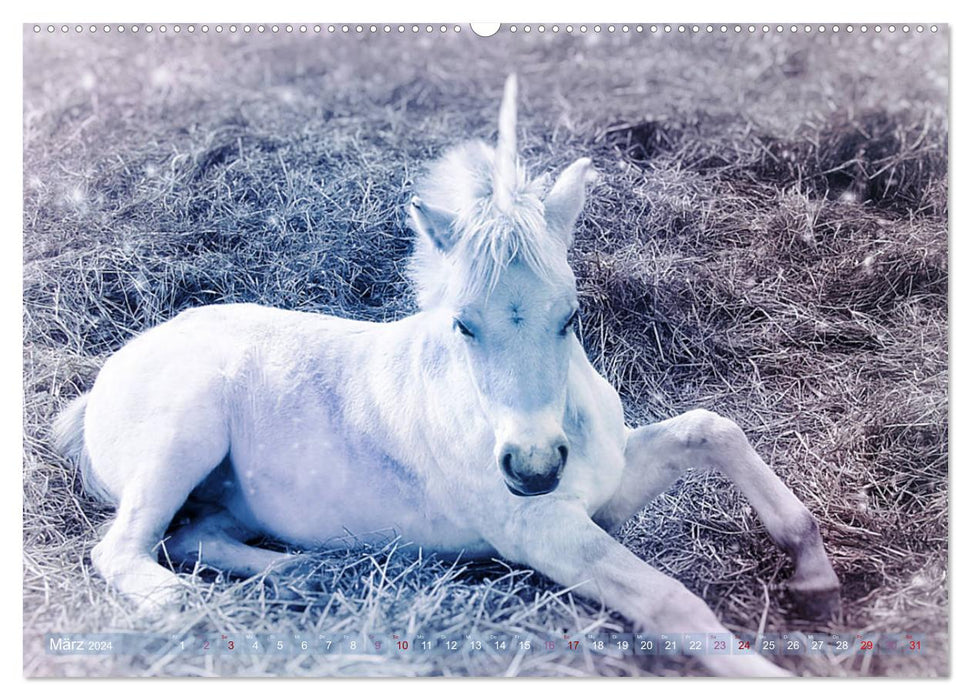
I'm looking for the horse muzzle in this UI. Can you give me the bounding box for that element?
[498,441,568,497]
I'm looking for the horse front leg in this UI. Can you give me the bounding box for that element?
[595,409,840,619]
[486,499,789,677]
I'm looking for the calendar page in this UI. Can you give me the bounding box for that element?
[22,22,948,678]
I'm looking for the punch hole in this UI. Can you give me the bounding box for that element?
[470,23,500,37]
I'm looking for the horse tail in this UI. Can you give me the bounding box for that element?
[493,73,519,213]
[52,393,115,505]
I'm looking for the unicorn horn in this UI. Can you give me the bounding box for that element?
[494,74,518,213]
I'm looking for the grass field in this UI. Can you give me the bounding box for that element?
[23,25,949,677]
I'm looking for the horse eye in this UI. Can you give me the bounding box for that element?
[453,319,476,338]
[561,310,580,336]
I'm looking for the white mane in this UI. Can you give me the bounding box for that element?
[407,140,567,309]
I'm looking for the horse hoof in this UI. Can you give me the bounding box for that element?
[133,585,187,617]
[265,580,305,602]
[262,555,324,602]
[788,583,841,621]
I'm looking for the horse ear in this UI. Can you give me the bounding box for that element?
[544,157,596,248]
[408,197,455,252]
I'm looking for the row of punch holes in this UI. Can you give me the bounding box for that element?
[32,24,941,36]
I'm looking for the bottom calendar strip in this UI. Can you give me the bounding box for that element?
[46,631,925,658]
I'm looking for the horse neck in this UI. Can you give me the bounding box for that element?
[354,307,492,455]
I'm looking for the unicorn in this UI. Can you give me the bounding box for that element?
[54,75,839,676]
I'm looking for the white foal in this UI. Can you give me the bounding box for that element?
[54,75,839,676]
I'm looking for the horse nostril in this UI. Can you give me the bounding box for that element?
[500,451,514,477]
[557,444,569,466]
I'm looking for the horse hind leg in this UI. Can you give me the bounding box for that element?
[91,483,197,614]
[86,422,232,613]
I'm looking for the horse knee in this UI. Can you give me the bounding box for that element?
[678,408,747,452]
